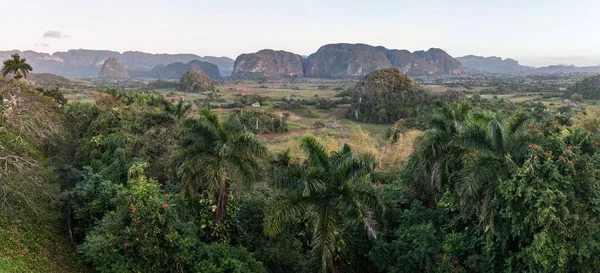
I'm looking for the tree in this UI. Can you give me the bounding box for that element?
[453,109,533,228]
[1,54,33,79]
[265,136,384,273]
[79,163,264,272]
[407,102,470,189]
[173,109,267,225]
[163,98,192,120]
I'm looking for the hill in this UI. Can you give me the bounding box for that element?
[350,68,428,123]
[27,73,72,86]
[178,71,214,92]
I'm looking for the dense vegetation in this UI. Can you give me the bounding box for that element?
[5,57,600,272]
[569,74,600,99]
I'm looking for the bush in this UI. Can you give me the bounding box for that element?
[80,163,203,272]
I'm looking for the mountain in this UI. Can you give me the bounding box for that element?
[232,50,304,79]
[385,49,431,75]
[412,48,465,75]
[457,55,534,74]
[232,44,465,79]
[0,49,234,78]
[99,58,129,79]
[131,60,221,79]
[305,44,464,78]
[304,44,392,78]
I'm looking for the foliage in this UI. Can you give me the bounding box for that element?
[266,136,384,272]
[172,109,268,225]
[391,102,600,272]
[80,163,264,272]
[568,74,600,99]
[0,83,87,272]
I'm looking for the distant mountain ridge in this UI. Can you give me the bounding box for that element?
[233,43,465,79]
[7,47,599,79]
[457,55,600,74]
[130,60,221,80]
[0,49,234,78]
[456,55,534,74]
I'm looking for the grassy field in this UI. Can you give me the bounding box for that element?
[59,77,599,172]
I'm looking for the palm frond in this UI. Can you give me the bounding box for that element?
[264,198,311,237]
[300,136,330,170]
[506,108,529,135]
[271,164,305,190]
[487,119,505,152]
[312,205,339,273]
[458,157,501,200]
[453,124,495,154]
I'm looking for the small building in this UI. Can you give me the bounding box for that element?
[251,102,261,107]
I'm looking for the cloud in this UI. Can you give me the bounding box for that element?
[34,43,50,47]
[43,30,69,39]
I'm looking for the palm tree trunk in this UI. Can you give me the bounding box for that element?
[328,261,338,273]
[215,173,228,226]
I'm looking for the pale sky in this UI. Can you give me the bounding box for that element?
[2,0,600,67]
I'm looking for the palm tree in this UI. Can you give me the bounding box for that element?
[163,98,192,120]
[265,136,384,273]
[173,108,267,225]
[408,102,471,190]
[453,109,532,228]
[2,54,33,79]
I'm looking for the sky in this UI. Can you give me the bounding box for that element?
[2,0,600,67]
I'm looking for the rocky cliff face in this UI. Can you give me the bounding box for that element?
[232,50,304,79]
[412,48,465,75]
[98,58,129,78]
[304,44,392,78]
[385,49,431,75]
[0,50,234,78]
[303,44,465,78]
[132,60,221,79]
